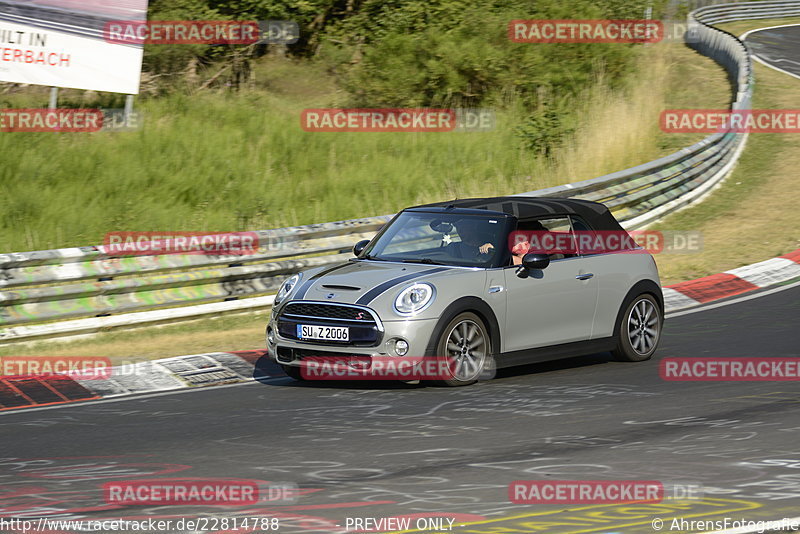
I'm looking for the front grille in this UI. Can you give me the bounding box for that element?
[283,302,372,321]
[277,301,382,346]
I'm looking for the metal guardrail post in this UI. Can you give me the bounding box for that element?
[124,95,134,121]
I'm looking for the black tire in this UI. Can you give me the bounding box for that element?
[430,312,494,386]
[612,293,662,362]
[281,364,305,381]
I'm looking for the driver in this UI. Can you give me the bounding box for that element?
[448,219,496,260]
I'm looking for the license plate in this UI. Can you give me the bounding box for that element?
[297,324,349,341]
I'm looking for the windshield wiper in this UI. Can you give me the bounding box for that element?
[361,254,386,261]
[401,258,446,265]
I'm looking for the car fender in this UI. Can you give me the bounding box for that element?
[424,296,502,357]
[611,279,664,341]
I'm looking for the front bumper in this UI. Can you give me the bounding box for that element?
[267,312,439,368]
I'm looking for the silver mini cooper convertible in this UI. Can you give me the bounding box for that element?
[267,197,663,386]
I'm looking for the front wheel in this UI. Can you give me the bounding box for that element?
[432,312,493,386]
[612,294,662,362]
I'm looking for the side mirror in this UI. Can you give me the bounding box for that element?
[353,239,370,257]
[522,253,550,270]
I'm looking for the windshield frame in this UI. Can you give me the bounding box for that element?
[359,208,515,268]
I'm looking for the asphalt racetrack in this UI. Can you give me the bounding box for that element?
[744,24,800,78]
[2,284,799,533]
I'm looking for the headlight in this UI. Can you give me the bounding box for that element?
[393,283,436,316]
[274,273,301,305]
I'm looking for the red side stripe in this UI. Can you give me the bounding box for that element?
[667,273,758,303]
[0,396,101,412]
[779,248,800,264]
[231,349,268,365]
[0,377,100,411]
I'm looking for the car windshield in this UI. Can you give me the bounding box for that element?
[362,211,513,268]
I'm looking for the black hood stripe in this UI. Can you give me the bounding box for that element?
[355,267,449,306]
[294,263,351,300]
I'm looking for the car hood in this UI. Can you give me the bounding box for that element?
[289,260,456,307]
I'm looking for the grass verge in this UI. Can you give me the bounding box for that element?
[0,312,268,363]
[652,18,800,285]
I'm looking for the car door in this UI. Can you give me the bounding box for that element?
[501,216,599,353]
[569,214,651,339]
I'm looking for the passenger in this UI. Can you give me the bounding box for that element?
[511,220,545,265]
[511,240,530,265]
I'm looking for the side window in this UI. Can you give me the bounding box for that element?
[569,215,596,256]
[537,217,578,259]
[569,215,636,256]
[512,216,578,262]
[570,216,592,232]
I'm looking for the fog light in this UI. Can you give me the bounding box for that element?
[395,339,409,356]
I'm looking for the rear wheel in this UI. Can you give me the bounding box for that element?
[432,312,492,386]
[612,294,662,362]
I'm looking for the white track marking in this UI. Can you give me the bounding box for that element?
[666,279,800,318]
[740,23,800,80]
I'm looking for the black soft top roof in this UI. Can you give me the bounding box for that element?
[407,196,624,231]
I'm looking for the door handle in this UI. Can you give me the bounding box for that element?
[575,273,594,280]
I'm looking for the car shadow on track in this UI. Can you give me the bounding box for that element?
[251,355,424,389]
[251,351,620,390]
[493,351,618,380]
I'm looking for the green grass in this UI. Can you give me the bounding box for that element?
[0,89,560,251]
[652,18,800,284]
[0,311,268,362]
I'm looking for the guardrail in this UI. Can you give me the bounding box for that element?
[3,1,796,343]
[0,218,391,341]
[692,0,800,24]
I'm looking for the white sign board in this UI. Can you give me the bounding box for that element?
[0,0,147,94]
